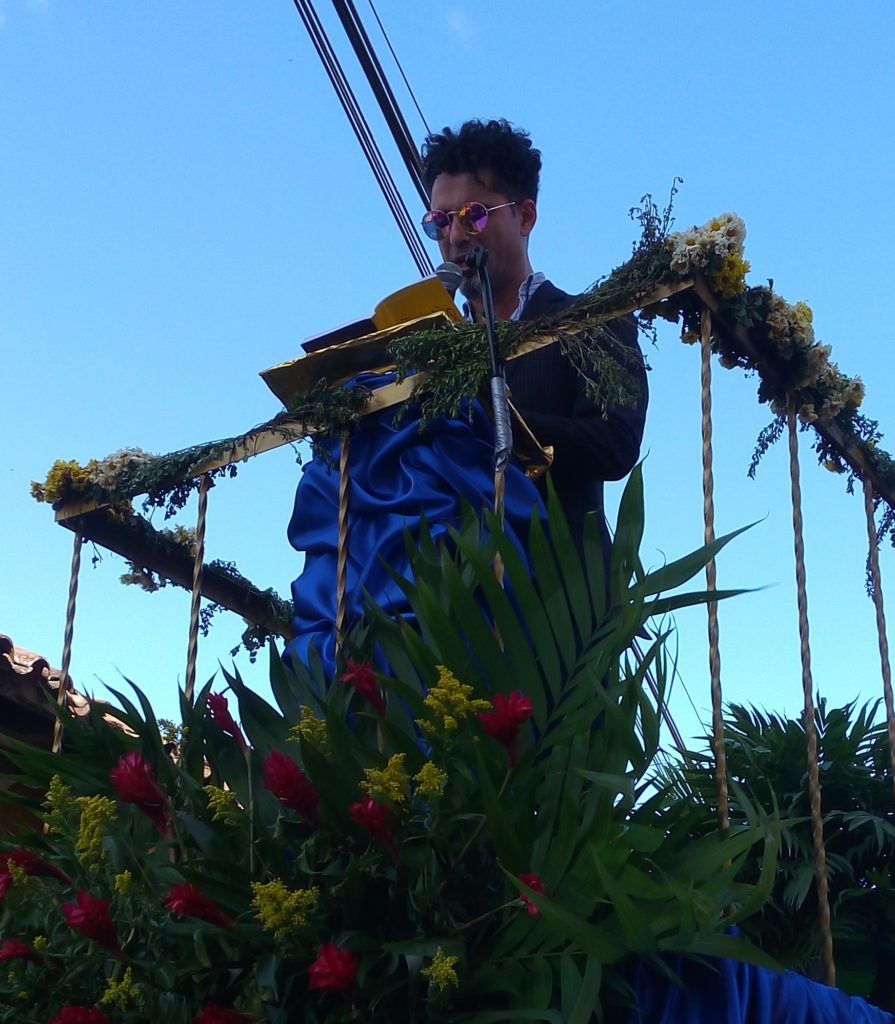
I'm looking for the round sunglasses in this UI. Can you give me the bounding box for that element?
[421,201,517,241]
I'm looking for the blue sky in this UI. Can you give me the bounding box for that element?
[2,1,893,747]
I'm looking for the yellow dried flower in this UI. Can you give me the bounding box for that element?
[113,871,133,896]
[204,785,242,824]
[31,459,98,505]
[422,947,459,991]
[32,936,48,953]
[7,969,16,984]
[793,301,814,327]
[6,861,30,888]
[43,775,74,833]
[250,879,318,940]
[414,761,448,798]
[361,753,409,803]
[75,795,117,865]
[289,706,328,748]
[710,252,750,299]
[99,967,140,1011]
[417,666,489,734]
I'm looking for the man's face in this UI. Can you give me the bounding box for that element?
[428,170,536,303]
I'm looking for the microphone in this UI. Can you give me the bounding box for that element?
[435,261,463,300]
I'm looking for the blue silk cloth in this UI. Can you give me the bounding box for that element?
[285,373,545,678]
[628,956,893,1024]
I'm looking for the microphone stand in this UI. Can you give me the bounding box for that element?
[466,248,513,477]
[466,247,512,592]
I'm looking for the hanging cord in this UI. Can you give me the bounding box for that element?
[335,433,351,655]
[365,0,431,137]
[331,0,430,208]
[863,475,895,794]
[51,531,84,755]
[699,308,729,834]
[787,401,836,986]
[185,474,211,703]
[292,0,433,277]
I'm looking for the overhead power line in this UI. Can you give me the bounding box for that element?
[291,0,433,278]
[365,0,431,138]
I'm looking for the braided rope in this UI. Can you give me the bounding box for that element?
[493,466,506,590]
[862,475,895,794]
[700,309,729,833]
[787,403,835,985]
[184,474,210,703]
[334,433,351,654]
[51,531,83,755]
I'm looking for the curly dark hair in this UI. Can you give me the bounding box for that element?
[420,119,541,202]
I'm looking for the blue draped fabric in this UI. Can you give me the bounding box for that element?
[285,372,546,678]
[628,955,893,1024]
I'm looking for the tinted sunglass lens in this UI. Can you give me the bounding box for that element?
[459,202,488,233]
[422,210,450,240]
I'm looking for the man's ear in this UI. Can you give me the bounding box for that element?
[519,198,537,238]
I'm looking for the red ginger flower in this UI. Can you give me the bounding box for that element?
[308,942,358,991]
[263,750,319,825]
[339,659,385,717]
[348,796,397,856]
[50,1009,111,1024]
[109,751,171,833]
[517,872,545,917]
[193,1004,260,1023]
[165,881,233,928]
[0,845,71,901]
[61,890,119,951]
[207,692,248,751]
[478,691,533,765]
[0,939,41,964]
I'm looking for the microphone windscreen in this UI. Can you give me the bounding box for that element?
[435,261,463,299]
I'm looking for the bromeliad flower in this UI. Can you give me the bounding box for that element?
[206,692,248,751]
[263,750,319,825]
[193,1003,260,1023]
[61,891,119,951]
[517,873,545,917]
[0,939,41,964]
[109,751,171,834]
[348,796,397,856]
[308,943,358,991]
[477,691,534,765]
[165,882,233,929]
[339,659,385,716]
[50,1008,112,1024]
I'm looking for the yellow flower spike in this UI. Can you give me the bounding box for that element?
[414,762,448,798]
[289,706,328,748]
[113,871,133,896]
[422,947,459,991]
[32,936,48,953]
[100,967,141,1011]
[361,753,410,803]
[6,861,31,889]
[418,666,489,734]
[74,795,117,865]
[250,879,319,940]
[204,785,242,824]
[43,775,73,833]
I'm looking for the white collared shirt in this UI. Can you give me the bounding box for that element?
[463,271,547,323]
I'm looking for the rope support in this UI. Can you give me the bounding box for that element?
[335,433,351,655]
[700,308,729,834]
[185,474,211,703]
[51,530,83,755]
[787,402,835,986]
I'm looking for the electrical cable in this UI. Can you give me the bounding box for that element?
[292,0,433,276]
[365,0,431,137]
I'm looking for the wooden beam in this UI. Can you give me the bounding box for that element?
[59,510,293,640]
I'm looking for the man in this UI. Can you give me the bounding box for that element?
[419,118,648,558]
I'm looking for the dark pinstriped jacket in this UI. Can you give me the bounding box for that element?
[505,280,648,558]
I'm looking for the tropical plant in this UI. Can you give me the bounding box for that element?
[0,470,778,1022]
[658,698,895,1011]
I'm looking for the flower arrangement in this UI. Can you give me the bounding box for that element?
[1,477,778,1022]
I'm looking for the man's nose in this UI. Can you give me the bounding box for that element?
[448,214,471,247]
